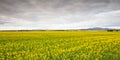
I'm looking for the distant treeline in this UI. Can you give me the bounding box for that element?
[0,30,46,32]
[0,29,120,32]
[0,29,85,32]
[107,29,120,32]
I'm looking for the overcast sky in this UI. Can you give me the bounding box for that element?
[0,0,120,30]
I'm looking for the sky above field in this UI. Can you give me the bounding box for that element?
[0,0,120,30]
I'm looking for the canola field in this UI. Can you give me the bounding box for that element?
[0,31,120,60]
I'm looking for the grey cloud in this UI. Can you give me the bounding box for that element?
[1,0,120,14]
[0,0,120,30]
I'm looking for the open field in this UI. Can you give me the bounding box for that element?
[0,31,120,60]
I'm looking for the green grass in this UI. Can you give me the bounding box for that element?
[0,31,120,60]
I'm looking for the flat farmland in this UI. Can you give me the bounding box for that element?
[0,31,120,60]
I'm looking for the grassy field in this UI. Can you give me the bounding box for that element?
[0,31,120,60]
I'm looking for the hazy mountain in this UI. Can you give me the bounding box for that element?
[87,27,110,30]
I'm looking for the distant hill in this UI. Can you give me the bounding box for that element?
[82,27,120,30]
[0,27,120,31]
[86,27,110,30]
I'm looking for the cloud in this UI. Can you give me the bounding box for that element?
[0,0,120,30]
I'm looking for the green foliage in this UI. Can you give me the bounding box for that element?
[0,31,120,60]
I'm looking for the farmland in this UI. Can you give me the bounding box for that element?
[0,31,120,60]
